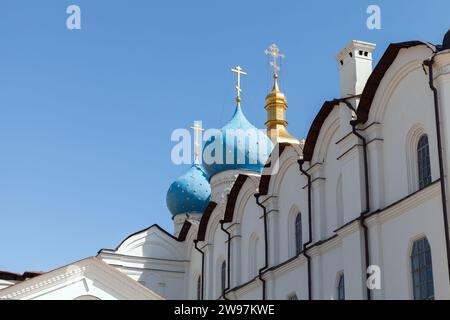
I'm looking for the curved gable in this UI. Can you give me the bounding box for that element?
[111,224,185,260]
[224,174,260,225]
[258,143,301,195]
[303,41,435,162]
[303,100,341,161]
[113,224,179,251]
[356,41,434,124]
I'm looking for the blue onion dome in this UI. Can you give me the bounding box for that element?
[202,105,273,178]
[166,164,211,216]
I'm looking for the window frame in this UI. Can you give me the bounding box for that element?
[196,275,202,300]
[220,261,226,296]
[406,125,428,193]
[248,233,259,279]
[287,292,299,300]
[337,273,345,300]
[417,134,432,190]
[295,213,303,255]
[410,237,434,300]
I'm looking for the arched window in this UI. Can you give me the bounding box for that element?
[249,234,259,278]
[295,213,303,255]
[221,261,226,295]
[196,276,202,300]
[287,293,298,300]
[336,175,344,227]
[417,135,431,189]
[73,295,100,300]
[411,238,434,300]
[337,274,345,300]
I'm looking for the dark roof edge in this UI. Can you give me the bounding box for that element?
[223,174,250,223]
[177,220,192,242]
[0,270,43,282]
[258,142,296,195]
[356,41,435,124]
[102,223,182,253]
[196,201,218,241]
[303,41,435,162]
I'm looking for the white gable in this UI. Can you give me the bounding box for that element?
[115,225,185,260]
[0,257,163,300]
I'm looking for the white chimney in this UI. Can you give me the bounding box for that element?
[336,40,376,98]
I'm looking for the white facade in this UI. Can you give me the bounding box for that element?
[3,34,450,300]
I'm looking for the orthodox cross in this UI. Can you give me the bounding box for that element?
[265,43,285,77]
[190,121,204,164]
[231,65,247,105]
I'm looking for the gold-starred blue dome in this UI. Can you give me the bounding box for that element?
[166,164,211,216]
[202,105,273,177]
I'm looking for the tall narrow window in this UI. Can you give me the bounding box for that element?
[295,213,303,255]
[336,175,344,228]
[221,261,226,295]
[417,135,431,189]
[411,238,434,300]
[249,234,259,277]
[287,293,298,300]
[196,276,201,300]
[337,274,345,300]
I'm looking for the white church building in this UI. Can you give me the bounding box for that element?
[3,29,450,300]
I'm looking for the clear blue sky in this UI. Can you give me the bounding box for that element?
[0,0,449,273]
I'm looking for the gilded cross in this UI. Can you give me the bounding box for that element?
[231,65,247,104]
[190,121,204,163]
[265,43,285,76]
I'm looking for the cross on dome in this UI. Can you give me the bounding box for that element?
[231,65,247,105]
[265,43,285,77]
[190,121,204,164]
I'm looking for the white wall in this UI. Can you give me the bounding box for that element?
[93,43,450,301]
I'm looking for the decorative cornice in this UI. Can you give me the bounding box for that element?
[232,276,261,296]
[309,236,341,256]
[0,257,162,300]
[372,181,440,225]
[1,266,87,299]
[273,254,307,276]
[335,219,361,238]
[263,196,279,216]
[434,65,450,79]
[308,162,324,180]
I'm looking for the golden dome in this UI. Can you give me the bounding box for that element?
[264,74,299,145]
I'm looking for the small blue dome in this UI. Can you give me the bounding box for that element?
[166,164,211,216]
[202,105,273,177]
